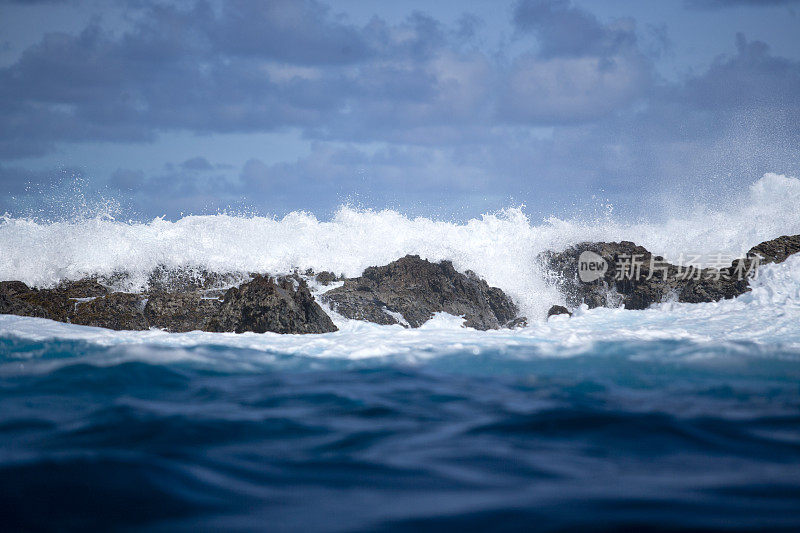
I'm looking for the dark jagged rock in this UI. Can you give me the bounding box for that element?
[321,255,520,330]
[547,305,571,319]
[5,277,112,323]
[0,281,49,318]
[208,275,338,334]
[541,234,800,311]
[541,241,655,310]
[506,316,528,328]
[14,288,73,322]
[0,281,33,299]
[146,265,244,293]
[315,271,343,286]
[56,278,110,298]
[71,293,148,330]
[746,234,800,265]
[144,292,223,332]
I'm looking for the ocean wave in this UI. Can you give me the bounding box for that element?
[2,173,800,321]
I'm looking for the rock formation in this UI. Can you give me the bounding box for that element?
[209,275,338,334]
[541,234,800,311]
[321,255,521,330]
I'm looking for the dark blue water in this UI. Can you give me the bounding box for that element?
[2,337,800,532]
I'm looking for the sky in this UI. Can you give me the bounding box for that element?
[1,0,799,221]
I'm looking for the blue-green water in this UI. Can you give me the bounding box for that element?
[2,334,799,532]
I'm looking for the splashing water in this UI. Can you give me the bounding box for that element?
[2,173,800,531]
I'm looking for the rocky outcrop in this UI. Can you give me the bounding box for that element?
[0,281,49,318]
[209,275,338,334]
[146,265,245,293]
[541,234,800,311]
[0,273,336,334]
[314,271,343,286]
[71,293,148,331]
[144,291,224,332]
[321,255,520,330]
[746,235,800,265]
[6,234,791,332]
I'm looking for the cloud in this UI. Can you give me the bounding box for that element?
[500,0,653,123]
[180,157,214,171]
[0,0,661,160]
[0,1,798,220]
[513,0,637,58]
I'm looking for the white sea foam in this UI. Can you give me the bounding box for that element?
[1,250,799,373]
[1,173,800,323]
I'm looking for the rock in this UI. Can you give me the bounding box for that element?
[547,305,571,318]
[506,316,528,328]
[746,234,800,265]
[541,233,800,310]
[208,274,338,334]
[314,271,342,286]
[540,241,668,310]
[146,265,244,293]
[13,288,73,322]
[144,291,223,332]
[0,281,49,318]
[56,278,110,298]
[321,255,520,330]
[0,281,33,299]
[4,278,112,323]
[71,293,148,331]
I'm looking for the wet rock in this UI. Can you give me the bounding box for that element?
[0,281,49,318]
[547,305,571,318]
[208,275,338,334]
[506,316,528,328]
[314,271,342,286]
[4,278,112,323]
[56,278,110,298]
[71,293,148,331]
[747,234,800,265]
[541,233,800,311]
[146,265,244,293]
[540,241,663,310]
[321,255,520,330]
[14,288,73,322]
[144,292,223,332]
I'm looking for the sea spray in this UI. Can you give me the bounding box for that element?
[2,173,800,320]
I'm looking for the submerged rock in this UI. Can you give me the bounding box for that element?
[209,274,338,334]
[321,255,520,330]
[541,233,800,311]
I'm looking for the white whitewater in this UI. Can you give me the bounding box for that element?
[1,172,799,367]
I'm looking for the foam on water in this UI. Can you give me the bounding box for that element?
[1,172,799,341]
[1,253,799,375]
[3,174,800,532]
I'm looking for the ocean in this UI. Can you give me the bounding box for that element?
[1,173,800,531]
